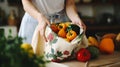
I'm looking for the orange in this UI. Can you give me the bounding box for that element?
[99,38,114,54]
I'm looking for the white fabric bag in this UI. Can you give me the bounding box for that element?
[31,24,88,62]
[44,24,88,62]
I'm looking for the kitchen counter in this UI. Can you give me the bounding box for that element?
[60,51,120,67]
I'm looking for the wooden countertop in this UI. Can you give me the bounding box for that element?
[61,51,120,67]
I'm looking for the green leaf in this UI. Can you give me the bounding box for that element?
[46,53,49,58]
[51,48,54,54]
[0,28,4,37]
[52,39,58,43]
[49,54,54,57]
[0,30,48,67]
[57,51,63,57]
[53,55,57,59]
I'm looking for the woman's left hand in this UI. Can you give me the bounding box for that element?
[72,18,86,33]
[37,14,50,42]
[65,0,86,33]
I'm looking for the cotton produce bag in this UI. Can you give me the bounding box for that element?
[31,23,88,62]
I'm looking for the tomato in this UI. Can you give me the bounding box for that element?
[76,48,91,62]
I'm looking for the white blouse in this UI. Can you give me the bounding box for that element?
[18,0,66,44]
[32,0,65,16]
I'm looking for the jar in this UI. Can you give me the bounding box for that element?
[8,9,17,26]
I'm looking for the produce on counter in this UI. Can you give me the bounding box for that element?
[76,48,91,62]
[87,46,100,59]
[114,40,120,51]
[87,32,120,54]
[102,33,117,39]
[88,36,99,47]
[50,23,120,62]
[116,33,120,41]
[75,32,120,62]
[99,38,114,54]
[114,33,120,51]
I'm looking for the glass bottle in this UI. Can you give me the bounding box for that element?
[8,9,17,26]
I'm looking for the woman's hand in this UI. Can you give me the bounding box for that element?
[65,0,86,33]
[22,0,50,42]
[37,14,50,42]
[72,17,86,32]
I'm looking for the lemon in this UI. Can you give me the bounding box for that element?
[21,43,34,57]
[21,43,32,51]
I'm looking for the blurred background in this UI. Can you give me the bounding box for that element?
[0,0,120,37]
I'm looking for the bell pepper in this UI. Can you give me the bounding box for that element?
[66,30,77,41]
[65,22,71,27]
[58,23,67,30]
[67,24,80,35]
[50,24,59,33]
[58,29,67,38]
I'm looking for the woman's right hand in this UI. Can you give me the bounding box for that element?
[37,14,50,42]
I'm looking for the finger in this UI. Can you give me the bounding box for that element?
[39,28,47,42]
[83,24,86,31]
[44,24,48,42]
[72,21,79,26]
[40,28,48,42]
[46,19,51,26]
[83,25,86,34]
[74,21,82,28]
[76,22,86,33]
[43,34,48,42]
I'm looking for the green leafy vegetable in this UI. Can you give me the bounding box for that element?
[0,29,49,67]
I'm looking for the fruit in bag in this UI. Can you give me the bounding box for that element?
[66,30,77,41]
